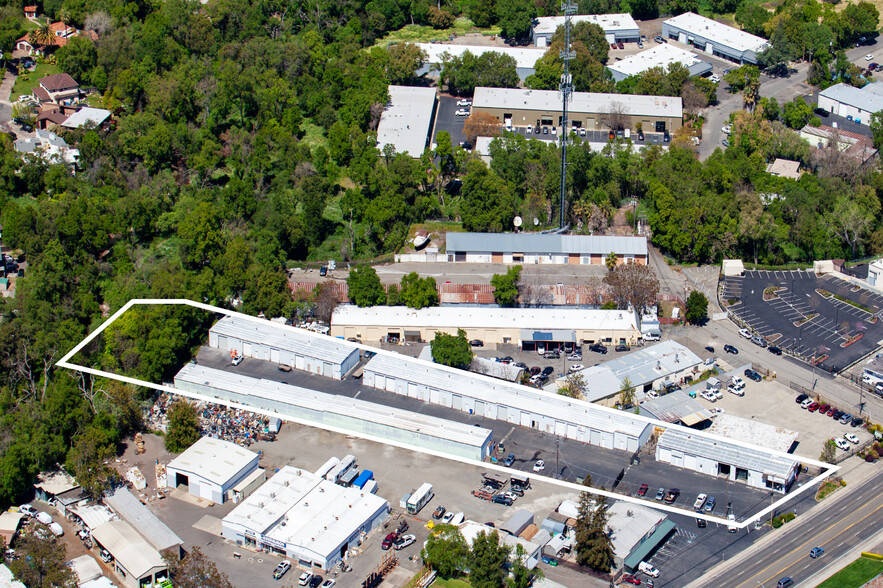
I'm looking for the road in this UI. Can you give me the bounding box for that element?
[696,468,883,588]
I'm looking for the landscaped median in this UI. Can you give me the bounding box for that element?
[815,554,883,588]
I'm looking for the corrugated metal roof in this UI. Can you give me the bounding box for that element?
[598,341,703,387]
[474,87,682,119]
[657,429,798,479]
[607,502,666,560]
[174,364,492,447]
[103,488,183,552]
[501,509,534,536]
[439,283,495,304]
[415,43,547,68]
[446,232,648,255]
[638,390,711,424]
[608,44,707,78]
[212,315,358,365]
[819,83,883,114]
[364,353,650,438]
[663,12,769,53]
[166,436,258,488]
[90,521,166,578]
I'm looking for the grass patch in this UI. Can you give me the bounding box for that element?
[11,62,61,101]
[833,294,874,313]
[299,121,327,151]
[742,262,812,271]
[816,478,846,501]
[432,578,472,588]
[816,557,883,588]
[372,18,501,48]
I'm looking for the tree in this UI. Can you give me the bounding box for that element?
[421,524,469,578]
[496,0,535,39]
[685,290,709,324]
[558,373,585,399]
[386,43,427,84]
[29,23,52,48]
[399,272,438,309]
[165,399,200,453]
[617,377,636,409]
[469,530,511,588]
[348,265,387,307]
[55,37,97,82]
[431,329,473,369]
[781,97,813,130]
[66,424,117,499]
[463,112,502,146]
[312,282,340,324]
[602,263,660,314]
[461,159,517,232]
[604,252,618,271]
[9,526,77,588]
[490,265,521,306]
[507,543,544,588]
[820,439,837,464]
[824,191,880,258]
[169,546,233,588]
[574,482,614,572]
[871,110,883,150]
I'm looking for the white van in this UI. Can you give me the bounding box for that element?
[48,522,64,537]
[35,512,52,525]
[638,562,660,577]
[643,332,660,341]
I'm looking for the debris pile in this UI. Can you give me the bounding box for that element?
[147,392,277,447]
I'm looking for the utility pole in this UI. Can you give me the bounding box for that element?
[558,0,576,230]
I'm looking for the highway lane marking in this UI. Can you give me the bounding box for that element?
[735,499,883,588]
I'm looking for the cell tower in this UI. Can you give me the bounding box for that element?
[558,0,577,230]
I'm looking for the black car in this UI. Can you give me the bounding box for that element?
[615,345,629,352]
[723,344,738,354]
[638,130,645,141]
[744,369,762,382]
[319,266,327,276]
[529,366,541,375]
[514,362,528,369]
[432,505,446,519]
[795,393,809,404]
[696,517,707,528]
[832,410,844,420]
[589,343,608,354]
[663,130,670,142]
[541,366,554,376]
[16,269,24,278]
[309,576,323,588]
[544,351,560,359]
[851,417,864,427]
[470,339,484,347]
[768,346,782,355]
[492,494,513,506]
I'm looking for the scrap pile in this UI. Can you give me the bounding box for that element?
[147,392,278,447]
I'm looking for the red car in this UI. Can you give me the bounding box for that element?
[808,402,820,412]
[621,574,641,585]
[638,483,649,497]
[381,532,398,550]
[617,41,625,49]
[818,404,830,414]
[611,43,617,49]
[827,407,837,416]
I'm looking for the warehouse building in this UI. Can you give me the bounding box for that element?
[330,305,643,348]
[90,520,169,588]
[414,43,547,80]
[222,466,390,570]
[662,12,769,64]
[103,488,184,557]
[174,364,494,461]
[607,501,676,572]
[362,353,653,453]
[608,44,712,82]
[209,315,360,380]
[471,87,682,134]
[638,389,713,428]
[375,85,437,156]
[816,82,883,125]
[446,232,648,265]
[164,436,261,504]
[532,14,640,46]
[655,428,800,493]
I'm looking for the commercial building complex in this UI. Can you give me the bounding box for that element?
[174,364,494,461]
[222,466,389,570]
[164,436,261,504]
[375,85,437,156]
[662,12,769,64]
[414,43,547,80]
[531,14,640,46]
[608,44,712,82]
[817,82,883,125]
[472,87,683,134]
[445,232,648,265]
[330,305,643,348]
[209,315,360,380]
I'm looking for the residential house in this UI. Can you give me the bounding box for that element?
[24,5,37,18]
[16,21,81,55]
[14,129,80,165]
[36,73,80,104]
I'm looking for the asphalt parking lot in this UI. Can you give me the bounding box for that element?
[434,96,468,147]
[722,270,883,372]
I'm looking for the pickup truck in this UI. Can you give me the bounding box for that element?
[664,488,680,504]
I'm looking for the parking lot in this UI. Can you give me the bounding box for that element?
[722,270,883,373]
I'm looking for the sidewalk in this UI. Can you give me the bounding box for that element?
[802,526,883,587]
[684,457,880,588]
[0,71,15,105]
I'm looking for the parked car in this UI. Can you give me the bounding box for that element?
[738,328,752,339]
[298,571,312,585]
[542,366,554,376]
[394,534,416,550]
[807,402,820,413]
[610,42,617,49]
[544,351,560,359]
[503,453,516,467]
[840,413,853,424]
[321,580,336,588]
[768,346,782,355]
[615,345,630,352]
[533,460,545,472]
[638,483,649,497]
[866,53,874,60]
[433,505,446,519]
[569,364,584,372]
[309,576,323,588]
[800,398,814,409]
[441,512,455,524]
[589,343,607,354]
[492,494,513,506]
[832,410,844,420]
[381,533,399,550]
[750,335,767,348]
[19,505,37,518]
[232,355,244,366]
[655,487,665,501]
[724,344,738,354]
[704,496,716,512]
[833,437,850,450]
[621,574,641,585]
[795,393,809,404]
[638,562,660,577]
[664,488,680,504]
[455,108,470,116]
[616,40,624,49]
[319,266,327,276]
[457,99,472,107]
[693,493,707,511]
[529,366,541,375]
[469,339,484,347]
[844,432,859,444]
[810,547,825,558]
[654,35,665,43]
[851,416,864,427]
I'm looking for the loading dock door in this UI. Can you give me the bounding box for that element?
[568,254,580,265]
[492,252,504,263]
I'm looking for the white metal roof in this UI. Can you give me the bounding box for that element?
[375,85,436,156]
[709,414,798,454]
[663,12,769,53]
[533,14,639,35]
[607,501,666,560]
[473,87,682,118]
[61,107,111,128]
[657,428,798,479]
[34,469,79,495]
[364,352,650,438]
[69,504,116,530]
[224,466,388,556]
[608,44,709,78]
[166,436,258,488]
[211,315,358,365]
[174,364,492,447]
[595,341,703,386]
[68,555,102,584]
[638,390,712,424]
[332,305,639,333]
[415,43,547,69]
[0,564,25,588]
[446,232,648,256]
[819,83,883,114]
[103,488,183,552]
[0,512,23,534]
[90,521,166,579]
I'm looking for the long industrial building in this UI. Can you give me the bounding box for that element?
[375,85,437,156]
[173,364,494,461]
[661,12,769,64]
[445,232,648,265]
[222,466,389,570]
[209,315,360,380]
[362,352,653,453]
[472,86,682,134]
[330,305,643,348]
[531,14,640,46]
[817,82,883,125]
[608,44,712,82]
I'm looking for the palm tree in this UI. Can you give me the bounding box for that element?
[28,24,52,48]
[605,251,618,271]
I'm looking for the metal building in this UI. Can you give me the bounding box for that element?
[164,436,261,504]
[661,12,769,64]
[209,315,360,380]
[173,364,494,461]
[531,14,640,46]
[445,232,649,265]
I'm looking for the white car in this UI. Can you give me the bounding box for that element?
[866,54,874,60]
[730,375,745,387]
[844,433,859,444]
[834,437,850,451]
[456,99,472,107]
[710,74,721,83]
[526,126,531,134]
[567,354,582,361]
[19,504,37,517]
[727,385,744,396]
[232,355,244,366]
[638,561,660,577]
[711,388,723,400]
[455,108,470,116]
[533,460,545,472]
[579,128,586,136]
[441,511,455,524]
[700,390,717,402]
[394,534,416,550]
[551,126,557,135]
[727,513,737,533]
[721,124,731,134]
[298,571,313,586]
[738,328,752,339]
[569,364,584,372]
[646,391,659,399]
[693,493,707,511]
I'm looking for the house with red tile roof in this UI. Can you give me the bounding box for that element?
[24,5,37,18]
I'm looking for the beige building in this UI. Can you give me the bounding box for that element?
[472,87,683,134]
[331,306,642,347]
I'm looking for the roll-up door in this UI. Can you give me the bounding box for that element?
[270,349,280,363]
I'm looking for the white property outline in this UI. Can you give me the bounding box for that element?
[57,299,840,529]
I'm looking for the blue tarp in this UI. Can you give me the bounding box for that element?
[353,470,374,489]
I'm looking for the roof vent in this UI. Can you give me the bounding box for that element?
[675,353,679,363]
[656,360,661,370]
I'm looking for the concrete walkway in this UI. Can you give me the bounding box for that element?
[0,71,15,105]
